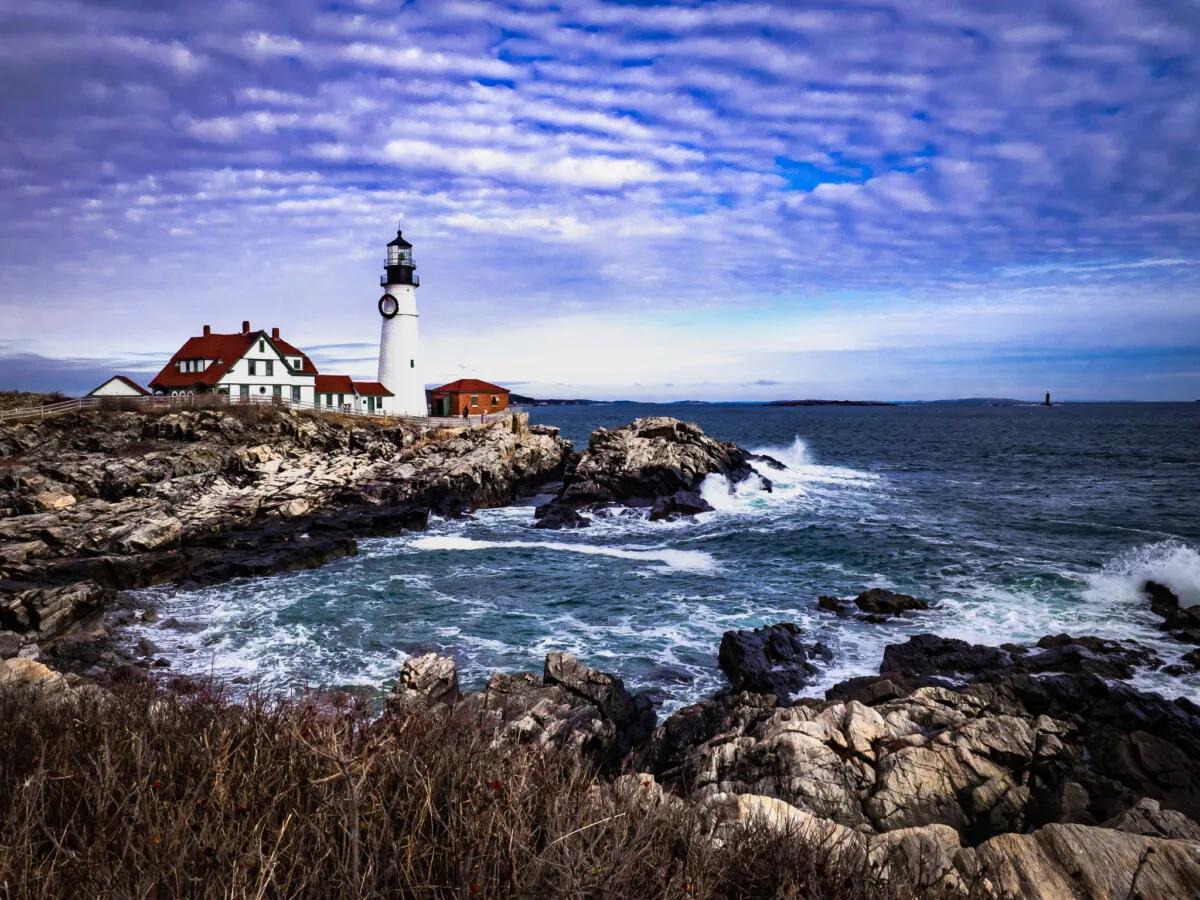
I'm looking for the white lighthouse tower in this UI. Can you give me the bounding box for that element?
[376,225,427,415]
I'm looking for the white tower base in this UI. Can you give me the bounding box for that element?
[378,282,426,415]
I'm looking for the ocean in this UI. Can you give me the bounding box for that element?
[128,402,1200,711]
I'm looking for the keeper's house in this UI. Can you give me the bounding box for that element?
[140,321,397,414]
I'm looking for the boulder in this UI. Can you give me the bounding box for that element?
[648,490,715,521]
[532,502,590,529]
[880,634,1012,680]
[854,588,930,616]
[0,630,22,659]
[387,652,460,708]
[717,622,832,701]
[817,595,851,615]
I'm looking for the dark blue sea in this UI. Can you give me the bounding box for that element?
[130,402,1200,710]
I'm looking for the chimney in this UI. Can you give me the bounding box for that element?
[271,327,280,340]
[242,320,250,334]
[202,324,211,337]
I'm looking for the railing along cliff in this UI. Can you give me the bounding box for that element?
[0,394,525,429]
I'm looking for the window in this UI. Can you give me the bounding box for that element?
[259,339,265,353]
[491,395,498,405]
[294,358,301,368]
[325,393,333,405]
[248,360,257,376]
[291,386,301,403]
[259,386,266,395]
[272,385,281,399]
[265,360,274,377]
[239,385,249,399]
[470,395,479,407]
[337,394,345,407]
[410,359,415,368]
[367,397,375,413]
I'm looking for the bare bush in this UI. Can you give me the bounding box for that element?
[0,682,946,899]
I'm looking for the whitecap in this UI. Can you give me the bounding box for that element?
[409,534,717,574]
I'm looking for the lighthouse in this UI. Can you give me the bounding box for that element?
[376,225,427,415]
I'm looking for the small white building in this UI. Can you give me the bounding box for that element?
[87,375,150,398]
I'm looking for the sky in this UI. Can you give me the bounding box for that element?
[0,0,1198,401]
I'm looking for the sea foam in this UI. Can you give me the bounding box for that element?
[410,534,717,573]
[1084,540,1200,609]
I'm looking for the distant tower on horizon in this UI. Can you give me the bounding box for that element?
[376,225,427,415]
[1045,392,1052,406]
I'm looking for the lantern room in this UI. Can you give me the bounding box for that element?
[383,227,419,286]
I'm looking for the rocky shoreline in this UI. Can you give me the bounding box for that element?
[0,405,571,665]
[372,609,1200,898]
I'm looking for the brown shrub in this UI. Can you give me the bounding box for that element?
[0,683,943,899]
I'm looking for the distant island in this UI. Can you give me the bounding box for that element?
[764,399,895,407]
[509,393,605,407]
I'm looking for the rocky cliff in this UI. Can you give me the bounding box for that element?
[0,406,570,656]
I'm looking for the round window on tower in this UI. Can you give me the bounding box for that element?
[378,294,399,319]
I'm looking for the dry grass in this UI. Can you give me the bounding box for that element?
[0,682,938,899]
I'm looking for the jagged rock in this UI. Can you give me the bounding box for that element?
[854,588,930,616]
[1,581,111,642]
[112,516,182,553]
[717,622,832,701]
[456,653,655,769]
[387,652,460,708]
[136,637,160,657]
[535,417,764,524]
[868,633,1162,685]
[543,651,655,757]
[956,823,1200,900]
[1144,579,1200,644]
[648,490,714,521]
[645,632,1200,848]
[1103,798,1200,841]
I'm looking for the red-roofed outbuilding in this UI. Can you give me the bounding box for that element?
[429,378,509,417]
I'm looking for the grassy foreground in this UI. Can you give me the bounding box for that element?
[0,679,934,899]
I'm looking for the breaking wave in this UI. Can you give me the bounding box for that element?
[1084,540,1200,610]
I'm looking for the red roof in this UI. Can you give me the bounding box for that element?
[314,374,355,394]
[431,378,508,394]
[148,328,319,392]
[88,375,150,396]
[352,381,393,396]
[273,338,319,375]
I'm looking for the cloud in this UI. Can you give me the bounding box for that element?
[0,0,1197,399]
